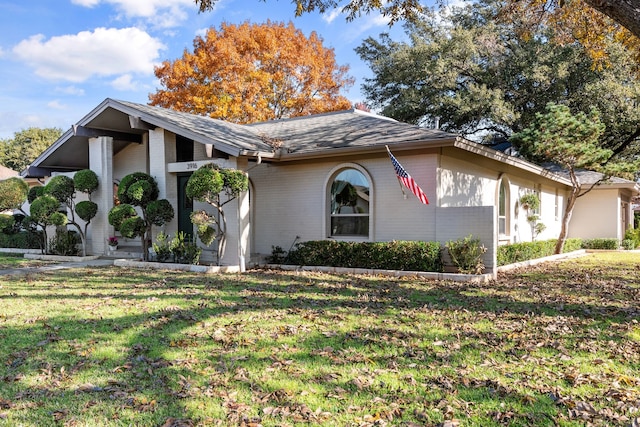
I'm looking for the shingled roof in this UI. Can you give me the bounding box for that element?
[248,109,456,155]
[0,165,18,180]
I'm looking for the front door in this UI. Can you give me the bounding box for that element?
[177,174,193,238]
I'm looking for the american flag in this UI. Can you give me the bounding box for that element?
[387,146,429,205]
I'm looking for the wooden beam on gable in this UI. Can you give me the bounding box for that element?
[72,125,143,143]
[128,115,156,130]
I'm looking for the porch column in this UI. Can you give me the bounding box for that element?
[148,129,177,236]
[216,157,249,271]
[88,136,114,255]
[236,157,250,272]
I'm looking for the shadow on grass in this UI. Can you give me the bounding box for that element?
[0,262,638,425]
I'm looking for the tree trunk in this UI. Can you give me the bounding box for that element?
[584,0,640,40]
[217,207,227,266]
[555,168,581,254]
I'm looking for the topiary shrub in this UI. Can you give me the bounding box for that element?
[186,164,248,265]
[109,172,173,261]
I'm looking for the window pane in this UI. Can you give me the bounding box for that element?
[331,170,369,214]
[331,216,369,236]
[330,168,370,238]
[499,182,506,216]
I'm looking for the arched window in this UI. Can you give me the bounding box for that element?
[498,178,509,236]
[328,167,370,238]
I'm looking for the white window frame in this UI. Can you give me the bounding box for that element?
[324,163,374,241]
[497,177,510,238]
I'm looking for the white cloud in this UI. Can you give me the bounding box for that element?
[55,86,86,96]
[334,13,391,42]
[72,0,193,28]
[71,0,100,6]
[111,74,137,91]
[322,9,343,24]
[47,100,68,110]
[13,27,165,83]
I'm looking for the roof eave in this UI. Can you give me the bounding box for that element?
[454,139,574,186]
[102,100,245,157]
[254,137,459,162]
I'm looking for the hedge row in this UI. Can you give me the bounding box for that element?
[0,231,43,249]
[284,240,443,272]
[497,238,583,266]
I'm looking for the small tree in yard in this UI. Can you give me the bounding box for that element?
[519,193,545,242]
[108,172,174,261]
[186,164,248,265]
[41,170,99,257]
[29,194,67,253]
[513,103,638,254]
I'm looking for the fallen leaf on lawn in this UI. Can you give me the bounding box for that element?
[160,417,194,427]
[51,409,68,421]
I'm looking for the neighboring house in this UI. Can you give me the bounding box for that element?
[21,99,639,275]
[0,165,18,180]
[1,165,20,215]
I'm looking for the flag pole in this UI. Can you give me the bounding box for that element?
[386,145,408,199]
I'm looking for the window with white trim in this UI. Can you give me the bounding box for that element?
[498,179,509,236]
[329,168,370,238]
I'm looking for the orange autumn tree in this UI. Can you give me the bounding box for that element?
[149,21,353,123]
[499,0,640,65]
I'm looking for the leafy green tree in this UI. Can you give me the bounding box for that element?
[38,170,99,256]
[356,0,640,155]
[108,172,174,261]
[186,164,248,265]
[195,0,423,23]
[0,177,29,213]
[29,194,67,254]
[0,128,62,172]
[512,103,638,254]
[0,177,30,241]
[195,0,640,43]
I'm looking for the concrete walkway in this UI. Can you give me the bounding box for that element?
[0,258,114,276]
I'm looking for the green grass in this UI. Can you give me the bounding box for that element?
[0,252,56,270]
[0,253,638,426]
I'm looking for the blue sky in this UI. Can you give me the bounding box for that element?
[0,0,409,139]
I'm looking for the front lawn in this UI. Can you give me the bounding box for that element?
[0,252,56,270]
[0,253,638,426]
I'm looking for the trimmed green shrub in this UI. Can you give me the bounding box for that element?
[623,228,640,249]
[151,231,201,265]
[108,204,137,230]
[0,214,15,233]
[581,238,619,250]
[152,232,172,263]
[75,201,98,222]
[621,239,636,250]
[73,169,99,193]
[497,238,583,266]
[49,230,80,256]
[285,240,442,272]
[0,230,42,249]
[445,235,487,274]
[27,186,45,203]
